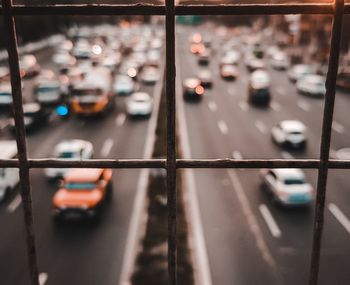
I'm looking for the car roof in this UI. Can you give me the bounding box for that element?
[23,103,41,113]
[279,120,306,132]
[55,139,90,154]
[303,74,325,83]
[131,92,151,101]
[184,78,200,87]
[64,168,103,183]
[273,168,305,180]
[0,140,17,159]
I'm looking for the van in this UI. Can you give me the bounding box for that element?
[0,141,19,201]
[248,70,271,106]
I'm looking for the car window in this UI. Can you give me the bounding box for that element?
[284,178,305,185]
[65,182,96,190]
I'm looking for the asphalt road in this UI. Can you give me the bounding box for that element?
[0,39,161,284]
[177,22,350,285]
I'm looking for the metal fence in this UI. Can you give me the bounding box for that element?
[0,0,350,284]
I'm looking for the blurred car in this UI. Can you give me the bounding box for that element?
[53,168,113,221]
[248,70,271,106]
[119,61,140,80]
[0,66,10,82]
[147,49,161,66]
[198,69,213,88]
[126,92,153,117]
[337,68,350,91]
[190,43,205,55]
[141,66,160,85]
[9,103,50,131]
[270,52,289,70]
[0,82,13,107]
[296,74,326,97]
[183,78,204,101]
[220,50,240,66]
[60,67,84,95]
[198,51,210,65]
[260,168,314,206]
[288,64,315,82]
[72,40,92,59]
[52,52,76,73]
[271,120,307,149]
[113,74,135,95]
[34,70,62,105]
[0,141,19,202]
[70,67,114,116]
[45,139,93,179]
[57,39,73,53]
[246,58,266,72]
[102,53,121,71]
[220,64,239,80]
[19,54,40,78]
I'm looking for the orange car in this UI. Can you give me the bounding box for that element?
[53,168,112,221]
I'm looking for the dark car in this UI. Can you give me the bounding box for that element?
[183,78,204,101]
[9,103,50,132]
[248,70,271,106]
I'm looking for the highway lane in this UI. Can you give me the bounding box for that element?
[177,22,350,285]
[0,37,163,284]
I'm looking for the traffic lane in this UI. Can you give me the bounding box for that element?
[177,33,284,285]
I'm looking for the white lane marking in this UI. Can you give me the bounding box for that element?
[228,88,235,96]
[328,203,350,235]
[208,101,217,112]
[297,100,311,112]
[332,121,345,134]
[227,170,278,270]
[255,120,268,134]
[239,101,249,112]
[100,138,114,157]
[259,204,282,238]
[119,59,165,285]
[176,55,213,285]
[115,113,126,127]
[39,273,48,285]
[281,151,294,159]
[270,101,281,112]
[217,120,229,135]
[276,87,286,96]
[7,194,22,213]
[232,150,243,159]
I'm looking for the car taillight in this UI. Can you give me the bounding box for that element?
[195,86,204,95]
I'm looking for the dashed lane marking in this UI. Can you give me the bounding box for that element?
[100,138,115,157]
[259,204,282,238]
[208,101,217,112]
[115,113,126,127]
[328,203,350,235]
[7,194,22,213]
[217,120,229,135]
[255,120,268,134]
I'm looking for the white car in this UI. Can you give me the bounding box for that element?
[45,139,94,179]
[296,74,326,97]
[19,54,40,78]
[271,120,307,149]
[113,75,135,95]
[288,64,315,82]
[52,52,76,72]
[0,141,19,201]
[0,82,13,106]
[126,92,153,117]
[270,52,289,70]
[260,168,314,206]
[141,67,160,84]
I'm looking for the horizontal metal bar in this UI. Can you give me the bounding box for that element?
[1,158,350,169]
[0,4,349,16]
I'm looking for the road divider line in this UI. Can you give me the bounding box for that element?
[100,138,114,157]
[332,121,345,134]
[232,150,243,160]
[270,101,281,112]
[116,113,126,127]
[208,101,217,112]
[239,101,249,112]
[297,100,311,112]
[328,203,350,234]
[259,204,282,238]
[276,87,286,96]
[39,272,48,285]
[7,194,22,213]
[227,170,280,274]
[255,120,268,134]
[176,52,213,285]
[228,88,235,96]
[217,120,229,135]
[281,151,294,159]
[119,58,165,285]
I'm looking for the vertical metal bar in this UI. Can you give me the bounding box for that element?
[2,1,40,285]
[309,0,344,284]
[165,0,177,284]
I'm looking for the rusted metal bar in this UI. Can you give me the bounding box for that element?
[2,1,39,285]
[0,3,349,16]
[309,0,345,284]
[165,0,177,283]
[0,4,165,15]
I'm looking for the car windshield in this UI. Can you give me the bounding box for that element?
[73,88,101,96]
[36,86,60,93]
[0,92,11,96]
[65,182,96,190]
[284,178,305,185]
[58,152,76,159]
